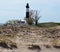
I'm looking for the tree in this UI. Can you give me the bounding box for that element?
[34,10,41,25]
[29,10,41,25]
[24,10,34,25]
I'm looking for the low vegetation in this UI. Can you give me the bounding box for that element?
[38,22,60,27]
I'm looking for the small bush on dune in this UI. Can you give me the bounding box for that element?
[0,42,9,49]
[53,45,60,49]
[44,45,51,48]
[9,44,17,49]
[0,38,17,49]
[28,44,41,50]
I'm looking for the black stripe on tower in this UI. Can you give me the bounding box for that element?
[26,3,29,18]
[26,12,29,18]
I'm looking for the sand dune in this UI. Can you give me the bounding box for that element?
[0,25,60,52]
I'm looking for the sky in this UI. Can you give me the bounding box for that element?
[0,0,60,23]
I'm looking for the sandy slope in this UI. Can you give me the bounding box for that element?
[0,26,60,52]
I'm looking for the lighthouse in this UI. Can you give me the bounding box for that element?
[26,3,29,18]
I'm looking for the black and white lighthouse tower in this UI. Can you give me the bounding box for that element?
[26,3,29,18]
